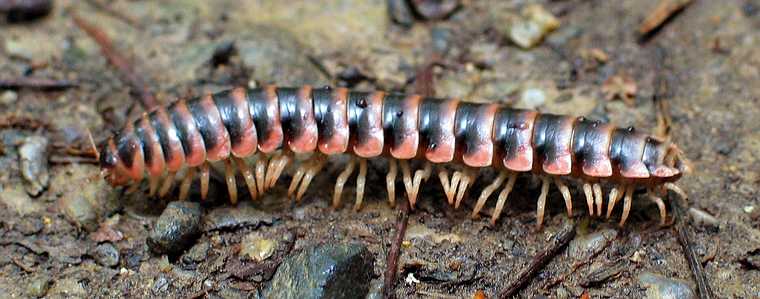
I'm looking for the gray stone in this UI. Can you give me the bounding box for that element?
[568,229,618,261]
[92,243,120,268]
[26,276,51,298]
[638,272,697,299]
[203,202,275,232]
[18,136,49,196]
[148,201,202,254]
[59,191,98,231]
[264,243,374,299]
[182,241,210,264]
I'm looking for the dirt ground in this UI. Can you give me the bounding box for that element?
[1,0,759,298]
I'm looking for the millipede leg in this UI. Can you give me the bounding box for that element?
[288,162,309,199]
[438,169,453,203]
[266,153,291,189]
[386,159,398,207]
[664,183,688,201]
[648,190,668,226]
[178,168,196,201]
[354,158,368,212]
[222,159,237,204]
[333,158,356,208]
[583,183,594,216]
[593,183,603,216]
[455,169,476,209]
[159,172,176,198]
[472,171,507,218]
[233,157,257,200]
[296,155,327,202]
[554,177,573,217]
[408,162,432,209]
[200,162,210,200]
[606,187,623,219]
[255,154,267,195]
[619,185,634,226]
[148,175,160,197]
[491,173,517,225]
[399,160,414,206]
[536,176,550,228]
[449,170,464,205]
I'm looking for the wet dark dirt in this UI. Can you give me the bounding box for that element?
[1,0,759,298]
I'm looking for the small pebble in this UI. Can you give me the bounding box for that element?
[92,243,120,268]
[519,88,547,108]
[18,136,49,196]
[410,0,459,20]
[203,202,274,232]
[59,192,98,231]
[503,4,559,49]
[264,243,374,299]
[240,233,277,262]
[0,90,18,105]
[183,241,210,264]
[744,205,755,213]
[152,275,170,295]
[26,276,51,298]
[568,229,617,261]
[148,201,202,254]
[688,207,719,228]
[387,0,414,27]
[638,272,696,299]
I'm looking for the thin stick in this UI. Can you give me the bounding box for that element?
[671,199,714,299]
[0,78,77,90]
[498,222,577,298]
[382,200,410,299]
[72,13,158,110]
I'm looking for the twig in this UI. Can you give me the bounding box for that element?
[498,222,577,299]
[671,199,714,299]
[638,0,693,41]
[382,200,410,299]
[72,13,158,110]
[0,77,77,90]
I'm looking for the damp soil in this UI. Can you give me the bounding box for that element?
[1,0,759,298]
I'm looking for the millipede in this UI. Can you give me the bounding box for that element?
[98,85,689,227]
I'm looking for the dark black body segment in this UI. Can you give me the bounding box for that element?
[642,137,663,173]
[493,108,536,171]
[133,119,152,168]
[609,128,650,178]
[532,113,574,174]
[313,86,336,142]
[453,102,479,157]
[115,128,139,169]
[276,87,300,143]
[418,98,445,152]
[347,91,373,146]
[149,109,177,167]
[187,98,219,151]
[169,101,193,157]
[247,88,276,147]
[381,93,408,150]
[213,90,245,146]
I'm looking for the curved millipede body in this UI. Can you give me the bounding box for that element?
[100,85,688,227]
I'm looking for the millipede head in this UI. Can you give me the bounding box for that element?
[98,138,131,186]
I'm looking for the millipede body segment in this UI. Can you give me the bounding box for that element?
[99,85,688,227]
